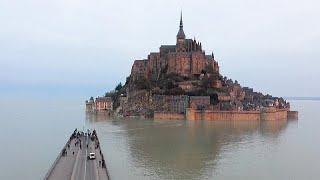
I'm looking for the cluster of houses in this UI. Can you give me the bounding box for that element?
[86,91,288,118]
[85,97,113,113]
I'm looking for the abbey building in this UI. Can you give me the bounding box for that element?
[131,13,219,81]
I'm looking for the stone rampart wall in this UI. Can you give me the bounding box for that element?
[154,112,185,120]
[152,95,189,113]
[186,108,289,121]
[287,111,299,120]
[261,109,287,121]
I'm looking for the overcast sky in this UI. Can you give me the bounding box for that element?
[0,0,319,98]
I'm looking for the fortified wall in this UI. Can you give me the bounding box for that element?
[185,108,295,121]
[120,92,298,121]
[154,112,185,120]
[287,111,299,120]
[260,108,288,121]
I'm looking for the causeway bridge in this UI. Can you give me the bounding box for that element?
[44,129,110,180]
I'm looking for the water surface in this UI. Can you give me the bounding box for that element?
[0,98,319,179]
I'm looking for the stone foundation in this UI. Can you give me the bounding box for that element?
[287,111,299,120]
[186,109,260,121]
[260,108,287,121]
[154,112,185,120]
[186,108,292,121]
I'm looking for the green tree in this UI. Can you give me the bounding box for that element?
[115,83,123,91]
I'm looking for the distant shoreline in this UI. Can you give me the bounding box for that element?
[284,97,320,101]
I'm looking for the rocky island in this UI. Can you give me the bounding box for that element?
[86,14,298,121]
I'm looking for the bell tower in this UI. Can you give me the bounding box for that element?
[176,12,186,52]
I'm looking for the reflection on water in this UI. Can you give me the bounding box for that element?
[86,112,295,180]
[2,99,320,180]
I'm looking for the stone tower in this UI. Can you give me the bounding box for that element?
[176,12,186,52]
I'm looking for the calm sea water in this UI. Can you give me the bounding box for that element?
[0,98,319,180]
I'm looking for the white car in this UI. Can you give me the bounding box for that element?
[88,152,96,160]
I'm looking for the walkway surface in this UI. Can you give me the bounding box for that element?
[44,130,110,180]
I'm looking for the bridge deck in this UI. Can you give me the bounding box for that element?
[45,130,110,180]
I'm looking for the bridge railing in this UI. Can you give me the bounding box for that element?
[96,134,111,180]
[43,134,72,180]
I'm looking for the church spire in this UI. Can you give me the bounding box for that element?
[177,11,185,39]
[180,11,183,28]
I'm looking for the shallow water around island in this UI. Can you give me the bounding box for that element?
[0,98,320,180]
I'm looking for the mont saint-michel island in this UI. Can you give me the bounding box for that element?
[86,14,298,121]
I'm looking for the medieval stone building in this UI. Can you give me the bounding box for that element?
[131,13,220,81]
[86,13,298,121]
